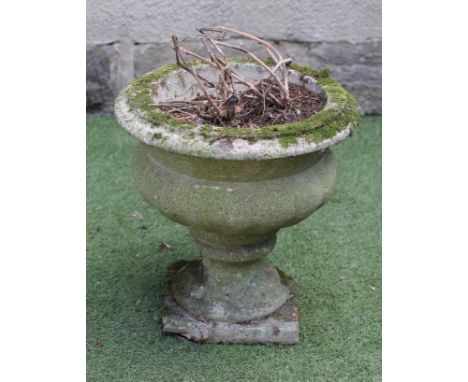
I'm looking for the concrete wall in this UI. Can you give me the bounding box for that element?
[87,0,381,114]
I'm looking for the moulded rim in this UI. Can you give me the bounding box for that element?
[114,61,360,160]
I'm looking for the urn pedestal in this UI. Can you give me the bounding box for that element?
[115,61,359,344]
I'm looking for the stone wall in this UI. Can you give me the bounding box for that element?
[87,0,381,114]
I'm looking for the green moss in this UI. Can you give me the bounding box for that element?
[125,63,197,129]
[124,60,360,145]
[278,136,298,148]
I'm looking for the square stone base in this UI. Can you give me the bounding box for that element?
[161,260,299,345]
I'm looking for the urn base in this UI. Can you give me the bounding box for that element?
[161,260,299,344]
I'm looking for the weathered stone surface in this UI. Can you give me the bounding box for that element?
[86,40,135,113]
[331,64,381,84]
[342,83,382,115]
[162,260,299,345]
[134,43,174,78]
[274,41,382,114]
[86,44,117,113]
[288,40,382,67]
[87,0,381,45]
[89,39,381,114]
[171,248,290,323]
[331,64,381,114]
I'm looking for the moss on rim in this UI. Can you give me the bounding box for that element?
[124,60,360,145]
[124,63,192,128]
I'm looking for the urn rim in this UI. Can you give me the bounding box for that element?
[114,61,360,160]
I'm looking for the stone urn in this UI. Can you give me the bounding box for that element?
[114,61,360,344]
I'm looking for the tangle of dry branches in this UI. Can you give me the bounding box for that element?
[157,27,296,126]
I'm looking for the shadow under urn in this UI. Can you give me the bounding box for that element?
[114,61,360,344]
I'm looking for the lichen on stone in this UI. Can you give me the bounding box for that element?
[124,60,360,147]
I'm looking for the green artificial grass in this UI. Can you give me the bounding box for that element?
[87,115,382,382]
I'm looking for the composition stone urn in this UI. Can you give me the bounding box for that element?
[114,61,360,344]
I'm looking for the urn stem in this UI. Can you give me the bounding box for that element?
[170,234,290,323]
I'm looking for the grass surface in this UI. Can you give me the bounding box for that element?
[87,115,381,382]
